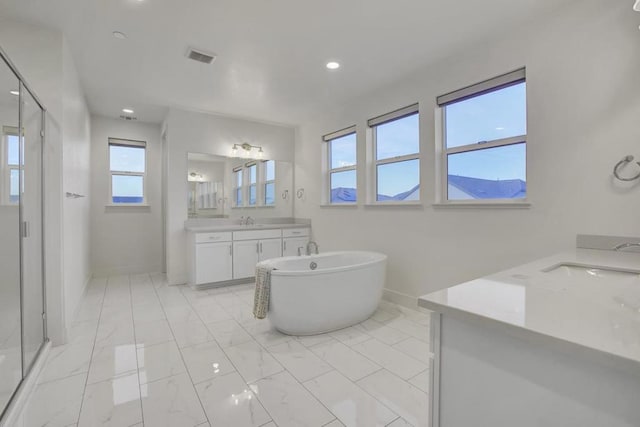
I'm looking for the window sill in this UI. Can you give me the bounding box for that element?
[231,205,275,209]
[365,201,423,208]
[432,201,531,209]
[105,203,150,210]
[320,203,358,208]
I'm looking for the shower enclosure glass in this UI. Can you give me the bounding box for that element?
[0,50,47,419]
[0,52,23,414]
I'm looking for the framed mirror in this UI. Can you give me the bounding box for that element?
[187,152,292,218]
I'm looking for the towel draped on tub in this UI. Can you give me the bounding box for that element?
[253,263,275,319]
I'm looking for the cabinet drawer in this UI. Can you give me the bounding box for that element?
[195,232,232,243]
[233,229,281,241]
[282,227,310,238]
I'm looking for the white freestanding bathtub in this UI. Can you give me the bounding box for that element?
[260,251,387,335]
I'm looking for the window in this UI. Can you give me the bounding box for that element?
[438,68,527,202]
[2,127,20,205]
[108,138,146,204]
[369,104,420,203]
[247,163,257,206]
[263,160,275,205]
[233,167,243,206]
[323,126,357,204]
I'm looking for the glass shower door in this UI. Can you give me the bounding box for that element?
[20,82,45,372]
[0,58,22,413]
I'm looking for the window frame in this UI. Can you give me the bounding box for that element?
[2,126,20,206]
[246,161,257,207]
[108,138,147,205]
[368,103,420,205]
[323,126,357,205]
[437,68,528,206]
[262,159,276,206]
[233,166,244,207]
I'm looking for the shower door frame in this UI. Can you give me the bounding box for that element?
[0,45,48,421]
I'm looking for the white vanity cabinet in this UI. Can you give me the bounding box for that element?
[189,232,233,285]
[188,225,311,288]
[232,229,283,279]
[282,227,310,257]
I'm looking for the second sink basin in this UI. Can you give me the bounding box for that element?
[543,263,640,280]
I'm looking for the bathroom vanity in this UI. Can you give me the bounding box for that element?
[419,236,640,427]
[186,223,310,289]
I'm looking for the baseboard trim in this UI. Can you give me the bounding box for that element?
[192,277,254,291]
[382,288,429,312]
[0,340,51,427]
[92,264,164,277]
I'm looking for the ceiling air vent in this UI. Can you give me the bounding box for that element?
[186,47,217,65]
[119,115,138,121]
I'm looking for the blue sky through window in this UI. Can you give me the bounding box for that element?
[330,133,356,169]
[376,113,419,160]
[110,145,145,172]
[377,159,419,198]
[446,82,526,149]
[328,82,525,200]
[8,135,19,165]
[448,143,526,181]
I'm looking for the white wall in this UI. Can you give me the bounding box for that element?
[90,116,163,276]
[0,20,91,345]
[165,108,295,284]
[293,0,640,305]
[61,39,91,328]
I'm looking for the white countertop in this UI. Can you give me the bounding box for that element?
[185,223,309,232]
[419,249,640,367]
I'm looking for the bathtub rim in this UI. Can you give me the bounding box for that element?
[261,250,387,277]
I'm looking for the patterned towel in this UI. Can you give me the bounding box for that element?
[253,264,275,319]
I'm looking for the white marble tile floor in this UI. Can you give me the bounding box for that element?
[17,273,431,427]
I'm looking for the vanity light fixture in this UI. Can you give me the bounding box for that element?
[122,108,134,114]
[189,172,204,181]
[231,142,264,159]
[326,61,340,70]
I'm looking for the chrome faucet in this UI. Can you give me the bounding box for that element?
[306,241,319,255]
[613,242,640,251]
[240,216,254,226]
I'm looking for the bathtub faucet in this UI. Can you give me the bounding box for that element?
[306,241,319,255]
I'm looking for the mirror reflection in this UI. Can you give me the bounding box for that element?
[187,152,292,218]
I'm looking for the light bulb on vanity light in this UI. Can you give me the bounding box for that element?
[257,147,264,159]
[231,144,238,157]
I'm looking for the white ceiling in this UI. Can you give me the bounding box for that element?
[1,0,575,125]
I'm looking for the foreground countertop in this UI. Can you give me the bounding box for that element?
[185,223,309,232]
[419,249,640,367]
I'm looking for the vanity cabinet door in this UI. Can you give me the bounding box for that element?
[195,242,233,284]
[233,240,260,279]
[259,238,282,262]
[282,236,309,257]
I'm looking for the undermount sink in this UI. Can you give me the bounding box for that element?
[543,263,640,280]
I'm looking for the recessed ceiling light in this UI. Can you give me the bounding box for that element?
[9,90,19,96]
[326,61,340,70]
[112,31,127,39]
[122,108,134,114]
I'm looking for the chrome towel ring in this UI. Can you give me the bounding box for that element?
[613,155,640,182]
